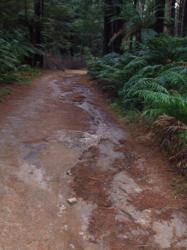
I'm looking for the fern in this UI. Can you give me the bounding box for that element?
[157,66,187,93]
[88,34,187,126]
[0,31,42,83]
[125,78,168,98]
[137,90,187,122]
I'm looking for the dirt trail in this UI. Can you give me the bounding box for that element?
[0,70,186,250]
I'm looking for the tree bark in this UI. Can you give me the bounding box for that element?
[103,0,112,54]
[169,0,176,35]
[103,0,123,54]
[177,0,184,36]
[182,0,187,36]
[154,0,166,33]
[34,0,44,67]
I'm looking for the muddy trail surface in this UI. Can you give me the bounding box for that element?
[0,70,187,250]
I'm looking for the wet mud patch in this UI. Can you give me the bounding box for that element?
[72,162,113,207]
[15,102,92,142]
[89,208,153,249]
[71,141,138,247]
[72,139,136,205]
[72,156,117,245]
[89,207,116,242]
[132,190,169,210]
[71,93,86,103]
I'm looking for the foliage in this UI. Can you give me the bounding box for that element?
[154,115,187,173]
[117,0,157,45]
[0,0,104,82]
[145,34,187,64]
[88,34,187,171]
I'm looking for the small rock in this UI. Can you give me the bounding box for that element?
[67,197,77,204]
[66,170,72,176]
[118,234,128,240]
[69,243,75,249]
[88,235,97,243]
[58,205,66,217]
[63,224,68,231]
[135,187,142,193]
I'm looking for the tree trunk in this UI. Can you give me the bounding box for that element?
[154,0,166,33]
[34,0,44,67]
[135,30,141,44]
[134,0,138,5]
[103,0,123,54]
[177,0,184,36]
[182,0,187,36]
[169,0,176,35]
[103,0,113,54]
[133,0,142,45]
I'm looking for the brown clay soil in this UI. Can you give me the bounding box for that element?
[0,70,187,250]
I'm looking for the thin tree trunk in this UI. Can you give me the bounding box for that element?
[25,0,28,18]
[134,0,142,44]
[177,0,184,36]
[113,1,124,53]
[182,0,187,36]
[154,0,166,33]
[34,0,44,67]
[135,30,141,44]
[129,35,133,51]
[103,0,123,54]
[169,0,176,35]
[103,0,112,54]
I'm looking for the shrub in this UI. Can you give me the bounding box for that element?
[88,35,187,172]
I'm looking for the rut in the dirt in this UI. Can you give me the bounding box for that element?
[0,70,186,250]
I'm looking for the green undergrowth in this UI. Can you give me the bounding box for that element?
[0,30,42,85]
[0,67,41,102]
[110,99,142,124]
[15,66,41,85]
[88,34,187,175]
[0,66,41,85]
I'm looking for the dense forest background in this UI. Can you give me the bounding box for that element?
[1,0,187,172]
[1,0,187,71]
[0,0,103,74]
[1,1,187,74]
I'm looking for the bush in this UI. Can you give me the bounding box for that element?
[88,34,187,171]
[0,31,42,83]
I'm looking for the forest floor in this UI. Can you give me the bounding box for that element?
[0,70,187,250]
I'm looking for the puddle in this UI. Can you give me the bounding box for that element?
[63,76,127,145]
[78,100,127,143]
[53,130,100,150]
